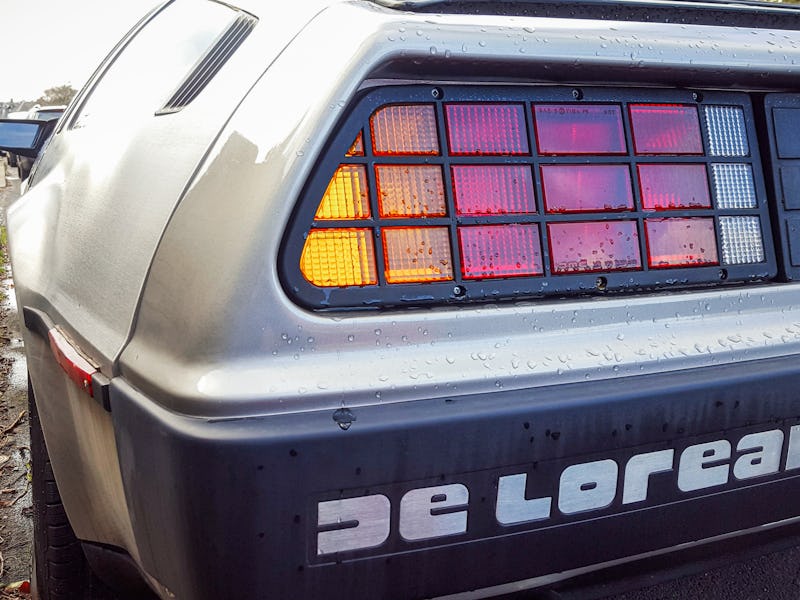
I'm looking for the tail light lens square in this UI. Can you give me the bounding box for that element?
[548,221,641,273]
[645,218,718,268]
[542,164,633,213]
[630,104,703,155]
[383,227,453,283]
[458,224,543,279]
[638,164,711,210]
[445,104,529,155]
[376,165,446,217]
[371,104,440,155]
[452,165,536,215]
[533,104,627,155]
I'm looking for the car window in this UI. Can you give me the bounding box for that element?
[71,0,239,130]
[34,111,64,120]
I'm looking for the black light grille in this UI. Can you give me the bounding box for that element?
[281,85,778,310]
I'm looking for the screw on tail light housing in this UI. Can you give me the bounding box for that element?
[282,86,776,309]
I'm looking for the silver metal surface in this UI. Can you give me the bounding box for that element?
[25,335,138,557]
[6,0,800,595]
[118,0,800,417]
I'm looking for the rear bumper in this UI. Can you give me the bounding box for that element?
[110,355,800,600]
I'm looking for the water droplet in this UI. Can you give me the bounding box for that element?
[347,334,355,342]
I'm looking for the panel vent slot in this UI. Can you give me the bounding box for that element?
[157,12,257,114]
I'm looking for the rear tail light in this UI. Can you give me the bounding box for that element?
[719,216,765,265]
[704,106,749,157]
[645,218,718,268]
[445,104,529,155]
[314,165,370,220]
[711,163,757,209]
[541,165,633,213]
[285,86,775,309]
[629,104,704,155]
[300,229,377,287]
[370,104,439,155]
[549,221,641,273]
[382,227,453,283]
[452,165,535,215]
[534,105,626,155]
[376,165,446,217]
[637,164,711,210]
[346,132,365,157]
[459,224,543,279]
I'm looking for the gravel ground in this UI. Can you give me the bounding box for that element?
[0,161,31,591]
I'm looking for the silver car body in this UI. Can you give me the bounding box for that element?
[8,0,800,597]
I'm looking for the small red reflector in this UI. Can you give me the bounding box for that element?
[533,105,626,155]
[445,104,529,155]
[458,224,543,279]
[645,218,718,268]
[541,165,633,213]
[548,221,641,273]
[638,164,711,210]
[629,104,703,155]
[48,328,97,397]
[452,165,536,215]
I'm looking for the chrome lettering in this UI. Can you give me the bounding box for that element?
[495,474,552,525]
[317,495,390,555]
[734,430,783,480]
[622,449,675,505]
[399,484,469,541]
[678,440,731,492]
[558,460,618,515]
[785,425,800,471]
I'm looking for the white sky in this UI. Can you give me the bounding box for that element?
[0,0,163,102]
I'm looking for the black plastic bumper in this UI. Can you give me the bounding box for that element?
[110,355,800,600]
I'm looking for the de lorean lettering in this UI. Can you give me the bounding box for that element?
[316,425,800,556]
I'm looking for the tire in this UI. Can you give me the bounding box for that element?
[29,378,117,599]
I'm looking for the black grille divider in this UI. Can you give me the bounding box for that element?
[279,85,777,310]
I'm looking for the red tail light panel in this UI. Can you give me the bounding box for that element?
[281,86,776,309]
